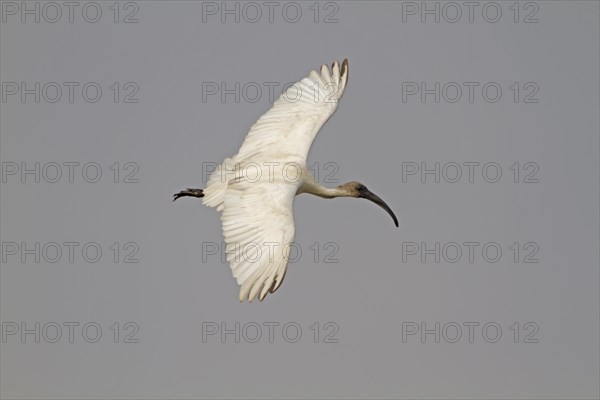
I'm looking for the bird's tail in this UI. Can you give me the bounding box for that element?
[202,157,235,211]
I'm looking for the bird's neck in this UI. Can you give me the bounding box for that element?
[298,174,347,199]
[310,186,344,199]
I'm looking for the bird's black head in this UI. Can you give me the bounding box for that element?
[338,181,399,227]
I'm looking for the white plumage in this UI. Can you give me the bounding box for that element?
[175,59,398,302]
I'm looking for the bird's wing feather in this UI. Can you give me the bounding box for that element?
[233,59,349,165]
[221,179,298,302]
[206,60,349,301]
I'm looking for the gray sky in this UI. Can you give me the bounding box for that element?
[1,1,599,398]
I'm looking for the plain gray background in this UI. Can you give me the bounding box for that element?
[1,1,598,398]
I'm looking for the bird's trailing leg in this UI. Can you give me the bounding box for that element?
[173,188,204,201]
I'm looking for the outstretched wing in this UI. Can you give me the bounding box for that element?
[205,60,350,301]
[202,59,349,210]
[221,179,298,302]
[233,59,349,165]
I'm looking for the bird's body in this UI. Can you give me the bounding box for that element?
[175,59,398,302]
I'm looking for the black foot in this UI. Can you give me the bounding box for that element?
[173,188,204,201]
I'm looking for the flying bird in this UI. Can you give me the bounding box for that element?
[174,59,398,302]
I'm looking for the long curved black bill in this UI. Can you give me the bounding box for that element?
[360,190,399,227]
